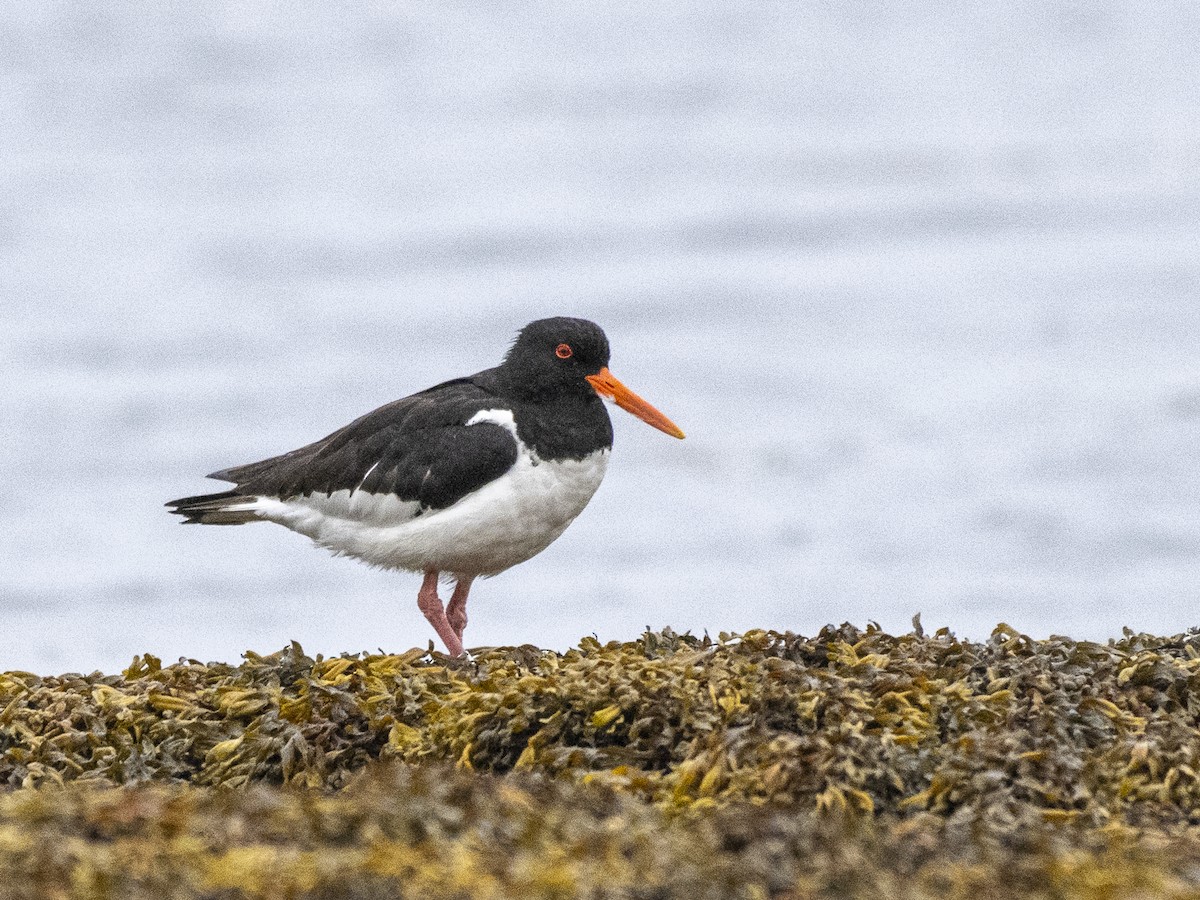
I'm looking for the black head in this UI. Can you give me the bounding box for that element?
[493,316,685,439]
[499,317,611,400]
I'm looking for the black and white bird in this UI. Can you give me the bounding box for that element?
[167,317,684,657]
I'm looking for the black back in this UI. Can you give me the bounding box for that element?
[206,317,616,512]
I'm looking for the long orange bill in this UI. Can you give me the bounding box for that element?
[585,367,685,439]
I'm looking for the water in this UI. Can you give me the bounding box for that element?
[3,2,1199,673]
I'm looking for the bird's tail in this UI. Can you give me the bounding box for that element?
[166,490,263,525]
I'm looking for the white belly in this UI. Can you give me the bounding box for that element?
[251,442,609,577]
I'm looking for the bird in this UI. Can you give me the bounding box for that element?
[166,317,685,657]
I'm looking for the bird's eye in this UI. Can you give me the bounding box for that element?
[555,343,573,359]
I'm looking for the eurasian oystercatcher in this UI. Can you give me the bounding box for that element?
[167,317,684,657]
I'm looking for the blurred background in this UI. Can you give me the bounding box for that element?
[2,2,1199,672]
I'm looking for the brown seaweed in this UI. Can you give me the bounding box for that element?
[3,624,1200,897]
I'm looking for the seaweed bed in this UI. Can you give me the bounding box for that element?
[4,622,1200,898]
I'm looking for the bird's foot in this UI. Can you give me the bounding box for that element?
[417,571,465,657]
[446,575,474,641]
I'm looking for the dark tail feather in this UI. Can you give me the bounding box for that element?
[166,490,261,525]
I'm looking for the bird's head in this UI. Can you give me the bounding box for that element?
[504,317,685,439]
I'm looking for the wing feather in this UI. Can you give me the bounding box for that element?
[209,377,520,511]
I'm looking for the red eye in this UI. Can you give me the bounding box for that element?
[555,343,573,359]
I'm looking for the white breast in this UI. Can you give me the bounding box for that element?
[249,409,610,577]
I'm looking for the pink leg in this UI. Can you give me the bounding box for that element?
[416,571,464,657]
[446,575,475,641]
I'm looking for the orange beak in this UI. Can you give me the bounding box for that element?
[585,367,685,439]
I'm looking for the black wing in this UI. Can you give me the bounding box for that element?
[209,377,519,511]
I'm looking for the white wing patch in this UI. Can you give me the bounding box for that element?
[465,408,517,430]
[356,460,380,492]
[254,489,423,530]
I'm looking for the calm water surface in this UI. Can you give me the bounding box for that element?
[2,2,1199,671]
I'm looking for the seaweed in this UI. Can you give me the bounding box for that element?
[3,624,1200,897]
[3,763,1200,900]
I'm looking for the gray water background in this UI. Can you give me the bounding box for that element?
[3,3,1199,673]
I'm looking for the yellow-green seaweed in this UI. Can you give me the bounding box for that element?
[2,623,1200,898]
